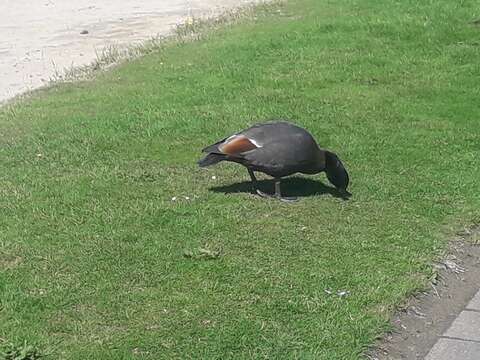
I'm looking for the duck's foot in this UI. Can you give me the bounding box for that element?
[255,189,298,202]
[278,196,298,203]
[256,189,273,198]
[274,178,298,203]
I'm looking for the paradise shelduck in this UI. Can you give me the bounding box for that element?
[198,121,350,202]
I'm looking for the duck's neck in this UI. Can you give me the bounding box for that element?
[303,148,326,174]
[316,149,327,173]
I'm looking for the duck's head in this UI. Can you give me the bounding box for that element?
[325,151,350,197]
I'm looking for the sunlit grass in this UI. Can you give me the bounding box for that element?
[1,0,479,358]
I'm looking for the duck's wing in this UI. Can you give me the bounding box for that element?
[202,133,261,158]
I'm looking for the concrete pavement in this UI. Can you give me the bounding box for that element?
[425,290,480,360]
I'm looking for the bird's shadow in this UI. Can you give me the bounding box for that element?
[209,176,351,200]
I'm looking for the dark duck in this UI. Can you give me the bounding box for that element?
[198,121,350,202]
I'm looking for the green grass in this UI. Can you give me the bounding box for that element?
[1,0,480,358]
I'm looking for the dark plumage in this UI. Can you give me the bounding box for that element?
[198,121,350,201]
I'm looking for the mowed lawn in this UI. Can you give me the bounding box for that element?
[1,0,479,358]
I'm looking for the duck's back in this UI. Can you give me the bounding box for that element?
[240,122,323,177]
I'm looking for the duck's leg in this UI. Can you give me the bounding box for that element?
[247,170,297,202]
[274,178,298,202]
[247,169,258,192]
[248,169,270,198]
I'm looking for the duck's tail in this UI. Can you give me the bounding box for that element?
[198,153,225,167]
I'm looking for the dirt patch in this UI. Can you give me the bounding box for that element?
[371,227,480,360]
[0,0,266,103]
[0,255,23,270]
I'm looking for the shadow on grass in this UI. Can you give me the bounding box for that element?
[210,176,351,200]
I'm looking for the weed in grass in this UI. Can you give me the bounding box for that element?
[0,341,43,360]
[183,247,222,260]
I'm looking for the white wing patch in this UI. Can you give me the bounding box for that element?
[248,137,263,148]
